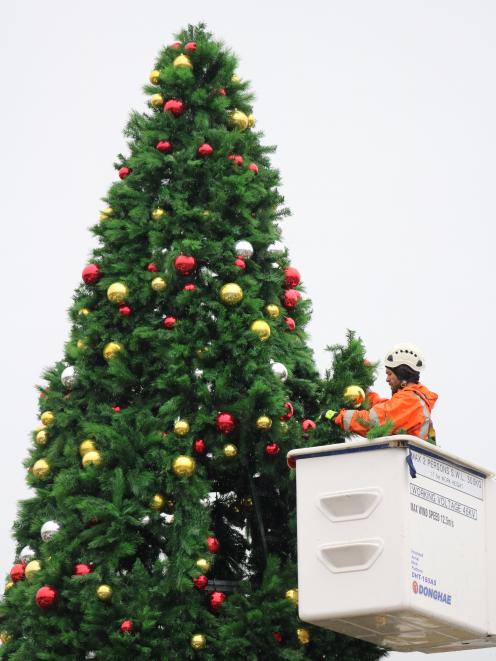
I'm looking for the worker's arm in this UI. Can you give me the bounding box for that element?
[334,390,415,436]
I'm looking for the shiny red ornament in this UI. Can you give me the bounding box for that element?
[287,456,296,469]
[10,563,25,583]
[36,585,57,609]
[280,402,294,421]
[228,154,243,166]
[284,316,296,331]
[284,267,301,289]
[183,283,196,291]
[170,41,181,49]
[282,289,300,309]
[207,536,220,553]
[118,166,131,180]
[147,262,158,272]
[74,563,92,576]
[164,99,185,116]
[273,632,283,643]
[174,255,196,275]
[184,41,197,51]
[82,263,101,285]
[216,412,236,434]
[193,575,208,590]
[234,257,246,269]
[198,143,214,157]
[265,443,280,456]
[194,439,206,454]
[248,163,259,174]
[302,419,316,433]
[112,405,121,412]
[120,620,134,634]
[156,140,172,153]
[118,304,132,316]
[218,87,226,96]
[163,316,176,329]
[209,590,226,610]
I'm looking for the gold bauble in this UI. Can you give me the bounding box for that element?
[296,628,310,645]
[256,415,272,430]
[149,69,160,84]
[0,632,12,644]
[280,421,289,434]
[82,450,102,468]
[343,385,366,408]
[228,109,249,130]
[80,439,96,456]
[78,307,90,316]
[40,411,55,426]
[220,283,243,305]
[191,634,206,650]
[172,456,196,477]
[25,560,42,580]
[103,342,123,361]
[231,74,241,84]
[96,584,112,601]
[250,320,271,341]
[223,443,238,457]
[4,582,14,592]
[247,113,256,128]
[76,339,86,350]
[265,304,280,319]
[174,419,190,436]
[151,207,166,220]
[173,54,192,69]
[35,429,48,445]
[285,588,298,605]
[107,282,128,304]
[32,459,50,479]
[196,558,211,573]
[150,493,164,510]
[202,209,210,217]
[99,206,113,221]
[151,276,167,291]
[150,93,164,108]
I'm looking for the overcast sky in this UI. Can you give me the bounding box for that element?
[1,1,496,658]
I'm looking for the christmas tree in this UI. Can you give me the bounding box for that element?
[0,25,385,660]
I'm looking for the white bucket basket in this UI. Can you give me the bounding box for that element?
[288,436,496,653]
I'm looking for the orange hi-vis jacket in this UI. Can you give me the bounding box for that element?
[334,383,438,441]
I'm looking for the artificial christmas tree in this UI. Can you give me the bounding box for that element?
[0,25,385,660]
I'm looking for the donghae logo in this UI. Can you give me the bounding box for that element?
[412,580,452,605]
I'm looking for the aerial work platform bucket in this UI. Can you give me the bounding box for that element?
[287,436,496,653]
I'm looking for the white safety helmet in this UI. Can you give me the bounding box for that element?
[384,343,425,373]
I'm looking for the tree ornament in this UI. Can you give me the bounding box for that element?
[118,166,132,180]
[120,620,134,634]
[271,362,288,381]
[82,263,101,285]
[61,365,77,388]
[99,206,113,221]
[191,634,206,650]
[74,563,92,576]
[4,582,14,591]
[198,143,214,157]
[272,632,283,643]
[216,412,236,434]
[76,339,86,350]
[234,257,246,269]
[248,163,259,174]
[231,74,241,84]
[265,443,280,456]
[147,263,158,272]
[280,421,289,434]
[36,585,57,609]
[40,411,55,426]
[223,443,238,457]
[151,207,166,220]
[235,240,253,258]
[174,419,190,436]
[35,429,48,445]
[40,520,60,541]
[284,267,301,288]
[228,154,243,166]
[151,276,167,291]
[280,402,294,421]
[19,546,36,563]
[247,113,256,128]
[296,628,310,645]
[174,254,196,275]
[267,241,285,256]
[302,419,316,433]
[149,69,160,84]
[32,459,50,479]
[285,588,298,605]
[103,342,123,361]
[172,456,196,477]
[183,283,196,291]
[78,307,90,316]
[156,139,172,153]
[207,536,220,553]
[343,385,366,408]
[193,575,208,590]
[265,304,280,319]
[10,564,25,583]
[220,283,243,305]
[196,558,211,573]
[85,653,96,660]
[228,109,249,130]
[184,41,197,51]
[164,99,185,116]
[173,54,192,69]
[150,93,164,108]
[79,439,96,456]
[107,282,128,304]
[284,316,296,331]
[0,632,12,644]
[193,439,206,454]
[163,316,176,329]
[25,560,42,580]
[96,584,112,601]
[119,304,132,316]
[82,450,102,468]
[250,320,271,341]
[170,40,181,49]
[256,415,272,430]
[112,405,121,412]
[209,591,226,610]
[218,87,226,95]
[150,494,164,510]
[283,289,300,309]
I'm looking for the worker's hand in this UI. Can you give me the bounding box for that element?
[324,409,337,421]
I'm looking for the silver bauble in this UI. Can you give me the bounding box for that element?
[141,515,151,526]
[40,520,60,542]
[194,368,204,379]
[267,241,285,256]
[60,365,77,388]
[19,545,36,563]
[85,653,97,660]
[271,361,288,381]
[235,240,254,259]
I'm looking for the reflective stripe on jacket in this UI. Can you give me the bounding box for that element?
[334,384,438,441]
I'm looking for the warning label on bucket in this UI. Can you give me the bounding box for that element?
[410,450,484,500]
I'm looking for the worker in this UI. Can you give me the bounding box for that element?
[326,343,438,442]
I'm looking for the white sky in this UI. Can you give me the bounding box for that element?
[1,1,496,658]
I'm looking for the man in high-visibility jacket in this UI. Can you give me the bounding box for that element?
[327,343,438,443]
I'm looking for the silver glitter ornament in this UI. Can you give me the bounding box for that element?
[235,240,253,259]
[40,520,60,542]
[60,365,77,388]
[19,545,36,563]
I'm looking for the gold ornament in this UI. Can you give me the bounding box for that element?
[223,443,238,457]
[220,283,243,305]
[40,411,55,426]
[107,282,128,304]
[151,207,166,220]
[0,632,12,644]
[82,450,102,468]
[150,93,164,108]
[35,429,48,445]
[247,113,256,128]
[256,415,272,430]
[280,421,289,434]
[149,69,160,84]
[99,206,113,221]
[25,560,42,580]
[4,582,14,592]
[285,588,298,605]
[79,439,96,456]
[32,459,50,479]
[174,419,190,436]
[343,385,366,408]
[250,320,271,341]
[296,628,310,645]
[173,54,193,69]
[172,456,196,477]
[265,304,280,319]
[202,209,210,217]
[231,74,241,84]
[191,634,206,650]
[228,109,249,130]
[150,493,164,510]
[240,496,253,508]
[151,276,167,292]
[78,307,90,316]
[196,558,211,573]
[96,584,112,601]
[103,342,123,361]
[77,339,86,350]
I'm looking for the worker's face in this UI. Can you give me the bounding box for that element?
[386,368,401,394]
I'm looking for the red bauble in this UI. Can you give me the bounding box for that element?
[74,563,92,576]
[10,563,25,583]
[282,289,300,309]
[82,263,101,285]
[112,405,121,412]
[248,163,259,174]
[156,140,172,153]
[218,87,227,96]
[184,41,197,51]
[164,99,185,116]
[147,262,158,272]
[183,283,196,291]
[193,575,208,590]
[284,267,301,289]
[302,419,316,433]
[280,402,294,421]
[273,632,283,644]
[216,412,236,434]
[234,257,246,269]
[194,439,206,454]
[198,143,214,157]
[170,41,181,49]
[287,456,296,469]
[163,316,176,329]
[118,304,132,316]
[207,536,220,553]
[228,154,244,166]
[265,443,280,456]
[284,316,296,331]
[174,255,196,275]
[209,591,226,610]
[120,620,134,634]
[36,585,57,609]
[118,166,131,180]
